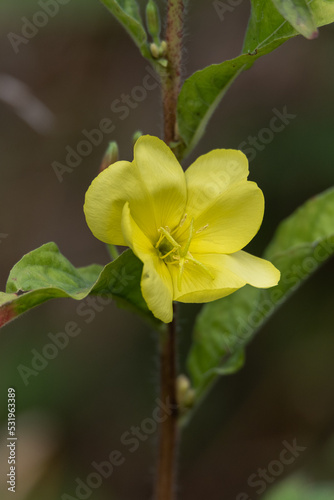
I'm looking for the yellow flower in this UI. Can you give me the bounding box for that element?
[84,135,280,323]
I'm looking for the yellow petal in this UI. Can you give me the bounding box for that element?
[220,250,280,288]
[84,160,134,245]
[84,135,187,246]
[122,202,174,323]
[169,251,279,303]
[185,149,249,216]
[175,149,264,254]
[190,181,264,254]
[131,135,187,242]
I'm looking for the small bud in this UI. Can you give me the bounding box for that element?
[132,130,143,145]
[150,42,160,59]
[146,0,161,44]
[176,375,196,413]
[100,141,118,172]
[159,40,168,57]
[176,374,191,404]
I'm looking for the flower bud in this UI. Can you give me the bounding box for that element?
[99,141,119,172]
[159,40,168,57]
[177,374,191,403]
[150,42,161,59]
[146,0,161,44]
[132,130,143,145]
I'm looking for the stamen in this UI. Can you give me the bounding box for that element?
[158,227,181,248]
[196,224,209,234]
[180,218,194,257]
[156,219,214,291]
[160,248,177,260]
[155,231,164,249]
[178,213,187,228]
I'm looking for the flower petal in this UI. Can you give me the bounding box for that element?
[219,250,280,288]
[169,250,279,303]
[132,135,187,242]
[185,149,249,216]
[175,149,264,254]
[189,181,264,254]
[84,135,187,246]
[122,202,174,323]
[84,160,134,245]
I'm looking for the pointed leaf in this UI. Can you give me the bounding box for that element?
[186,187,334,418]
[0,242,160,330]
[99,0,151,59]
[243,0,334,53]
[121,0,142,24]
[271,0,318,39]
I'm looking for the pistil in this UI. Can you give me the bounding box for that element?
[156,218,214,291]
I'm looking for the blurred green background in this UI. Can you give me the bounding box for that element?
[1,1,334,499]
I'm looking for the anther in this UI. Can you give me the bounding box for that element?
[179,214,188,228]
[180,218,194,258]
[196,224,209,234]
[159,227,181,248]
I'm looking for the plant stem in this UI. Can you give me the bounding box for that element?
[155,305,179,500]
[161,0,184,145]
[153,3,184,497]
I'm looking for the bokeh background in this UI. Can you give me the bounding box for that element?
[1,1,334,499]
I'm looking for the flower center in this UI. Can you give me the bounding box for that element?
[155,216,214,291]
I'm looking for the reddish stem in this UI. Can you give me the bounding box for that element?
[162,0,184,145]
[155,306,179,500]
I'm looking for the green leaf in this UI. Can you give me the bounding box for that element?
[243,0,334,53]
[262,476,334,500]
[177,53,262,155]
[186,187,334,411]
[177,0,334,156]
[0,242,160,330]
[122,0,143,24]
[271,0,318,39]
[99,0,151,59]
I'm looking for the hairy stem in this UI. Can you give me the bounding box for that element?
[161,0,184,145]
[155,305,179,500]
[153,2,184,497]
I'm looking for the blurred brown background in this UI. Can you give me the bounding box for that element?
[1,1,334,499]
